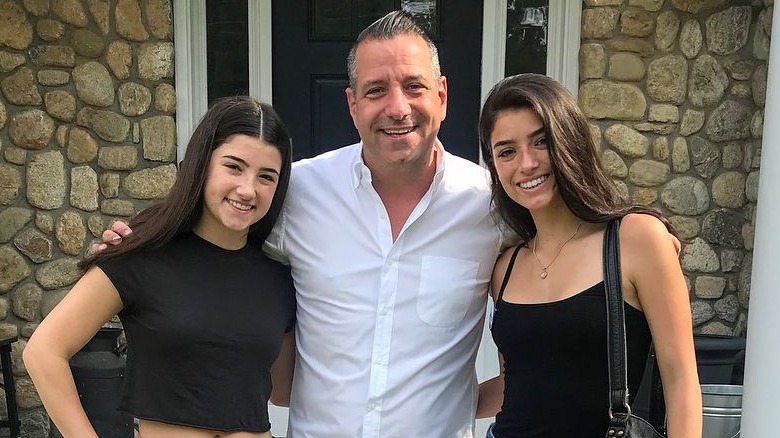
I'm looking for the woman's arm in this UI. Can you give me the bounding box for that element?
[477,353,505,418]
[270,330,296,407]
[621,214,702,438]
[23,267,124,438]
[476,248,515,419]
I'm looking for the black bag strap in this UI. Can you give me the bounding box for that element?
[647,346,667,434]
[603,219,630,414]
[603,219,667,434]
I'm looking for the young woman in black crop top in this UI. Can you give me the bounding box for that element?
[475,74,702,438]
[24,96,295,438]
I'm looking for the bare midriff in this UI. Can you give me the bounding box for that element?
[138,419,272,438]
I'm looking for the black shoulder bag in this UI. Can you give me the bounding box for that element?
[603,219,667,438]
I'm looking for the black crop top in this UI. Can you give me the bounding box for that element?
[98,232,295,432]
[490,247,652,438]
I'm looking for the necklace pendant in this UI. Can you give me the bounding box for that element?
[540,269,548,279]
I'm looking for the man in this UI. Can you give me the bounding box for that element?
[267,11,507,438]
[265,16,680,436]
[99,11,509,437]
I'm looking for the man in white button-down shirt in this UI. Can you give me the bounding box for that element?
[264,11,512,438]
[96,10,511,438]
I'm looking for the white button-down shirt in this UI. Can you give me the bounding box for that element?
[265,142,508,438]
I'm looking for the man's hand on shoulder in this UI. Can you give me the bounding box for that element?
[91,221,132,253]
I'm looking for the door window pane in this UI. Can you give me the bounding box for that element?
[401,0,438,36]
[505,0,547,76]
[206,0,249,103]
[312,0,354,39]
[310,0,440,40]
[356,0,398,33]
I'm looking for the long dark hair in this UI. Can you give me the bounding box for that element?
[479,73,674,243]
[81,96,292,270]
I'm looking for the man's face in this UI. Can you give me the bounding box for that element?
[346,34,447,170]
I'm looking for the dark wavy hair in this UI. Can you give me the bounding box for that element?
[81,96,292,270]
[479,73,674,243]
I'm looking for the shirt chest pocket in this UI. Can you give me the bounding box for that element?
[417,256,480,328]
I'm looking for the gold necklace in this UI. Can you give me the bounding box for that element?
[532,222,584,280]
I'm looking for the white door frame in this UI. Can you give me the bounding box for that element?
[173,0,581,157]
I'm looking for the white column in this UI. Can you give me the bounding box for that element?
[740,4,780,437]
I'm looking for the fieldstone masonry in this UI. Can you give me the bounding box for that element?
[0,0,772,434]
[0,0,174,433]
[582,0,773,343]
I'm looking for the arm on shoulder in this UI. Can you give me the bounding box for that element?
[91,220,132,253]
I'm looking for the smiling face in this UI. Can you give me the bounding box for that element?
[490,107,560,212]
[346,34,447,171]
[195,134,283,248]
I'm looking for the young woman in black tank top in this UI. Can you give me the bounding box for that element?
[475,74,702,438]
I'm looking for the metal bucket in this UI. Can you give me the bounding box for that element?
[694,335,746,384]
[702,384,742,438]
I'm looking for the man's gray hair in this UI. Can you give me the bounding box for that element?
[347,10,441,91]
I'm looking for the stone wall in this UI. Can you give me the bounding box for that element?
[0,0,775,435]
[580,0,772,337]
[0,0,174,434]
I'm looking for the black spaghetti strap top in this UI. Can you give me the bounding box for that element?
[490,245,652,438]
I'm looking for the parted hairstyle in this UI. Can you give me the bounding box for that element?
[479,73,674,243]
[346,10,441,91]
[81,96,292,270]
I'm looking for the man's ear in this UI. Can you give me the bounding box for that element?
[345,87,357,121]
[438,75,448,121]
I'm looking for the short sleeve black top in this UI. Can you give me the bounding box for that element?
[98,232,295,433]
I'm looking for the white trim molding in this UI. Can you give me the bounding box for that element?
[547,1,581,96]
[249,0,273,104]
[741,4,780,436]
[480,0,507,104]
[480,0,581,101]
[173,0,208,159]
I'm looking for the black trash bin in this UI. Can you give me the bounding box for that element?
[50,325,134,438]
[694,334,746,385]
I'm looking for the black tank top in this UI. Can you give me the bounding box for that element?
[490,246,652,438]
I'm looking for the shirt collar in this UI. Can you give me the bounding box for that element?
[351,140,447,189]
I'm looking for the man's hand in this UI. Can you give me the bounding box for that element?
[671,233,682,255]
[91,221,132,253]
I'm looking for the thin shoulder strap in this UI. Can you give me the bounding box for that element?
[497,245,523,302]
[603,219,630,414]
